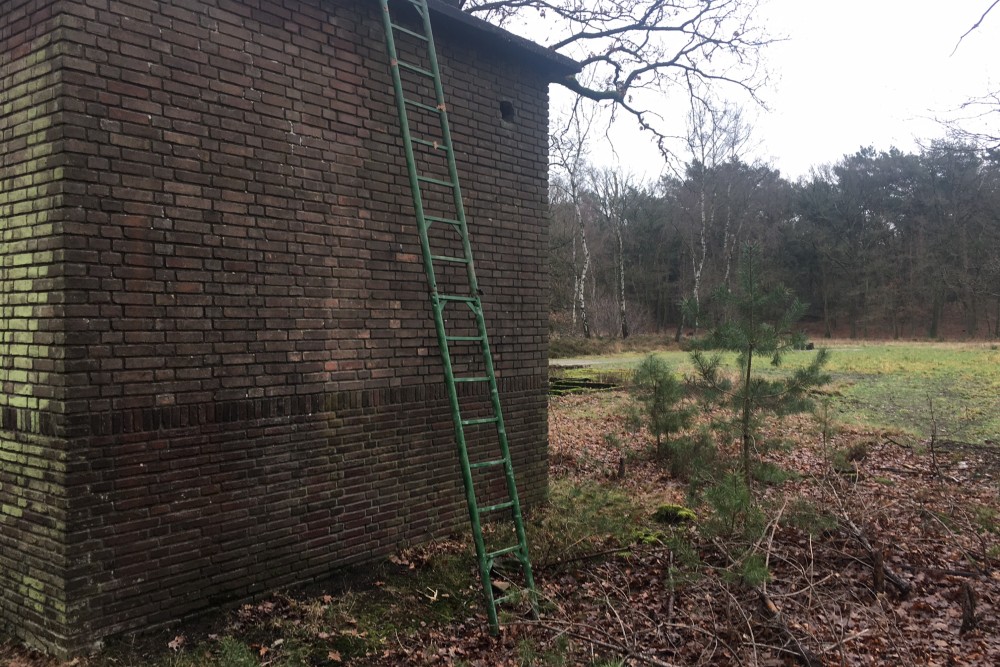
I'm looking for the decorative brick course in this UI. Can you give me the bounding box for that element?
[0,0,571,654]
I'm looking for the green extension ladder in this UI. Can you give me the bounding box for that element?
[375,0,537,633]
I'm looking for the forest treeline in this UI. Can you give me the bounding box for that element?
[549,141,1000,340]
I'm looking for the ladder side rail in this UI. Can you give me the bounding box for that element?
[416,0,537,613]
[471,305,538,595]
[378,0,499,628]
[416,0,476,288]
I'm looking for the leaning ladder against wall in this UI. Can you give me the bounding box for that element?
[374,0,538,633]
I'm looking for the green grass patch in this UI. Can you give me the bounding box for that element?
[784,498,838,536]
[527,478,649,567]
[552,340,1000,444]
[549,388,632,421]
[973,507,1000,535]
[752,461,799,486]
[829,344,1000,443]
[515,634,572,666]
[549,333,677,359]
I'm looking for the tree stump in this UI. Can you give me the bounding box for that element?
[872,547,885,594]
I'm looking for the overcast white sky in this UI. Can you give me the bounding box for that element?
[548,0,1000,181]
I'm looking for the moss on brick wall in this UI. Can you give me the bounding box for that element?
[0,0,71,655]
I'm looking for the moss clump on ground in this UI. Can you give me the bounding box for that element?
[653,504,696,525]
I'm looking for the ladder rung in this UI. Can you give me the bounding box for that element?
[454,376,489,383]
[462,416,498,426]
[439,294,476,302]
[470,458,506,469]
[487,544,521,560]
[396,61,435,78]
[493,592,523,607]
[417,175,458,188]
[390,22,429,41]
[479,501,514,514]
[405,98,444,114]
[426,215,461,225]
[412,137,449,151]
[430,254,469,264]
[446,335,484,342]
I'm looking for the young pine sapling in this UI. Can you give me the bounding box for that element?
[690,244,830,491]
[629,354,694,459]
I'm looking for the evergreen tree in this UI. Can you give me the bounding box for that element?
[690,244,830,490]
[630,355,693,458]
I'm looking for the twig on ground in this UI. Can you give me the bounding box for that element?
[755,589,823,667]
[839,517,912,597]
[666,551,675,623]
[924,505,990,576]
[872,465,925,476]
[515,619,678,667]
[711,538,822,667]
[884,436,908,449]
[820,628,871,654]
[537,542,670,570]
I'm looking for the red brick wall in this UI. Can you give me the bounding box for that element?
[1,0,551,654]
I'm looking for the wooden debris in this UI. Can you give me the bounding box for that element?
[756,589,823,667]
[959,581,978,634]
[872,546,885,594]
[841,518,912,597]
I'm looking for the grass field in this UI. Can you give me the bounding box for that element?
[552,340,1000,444]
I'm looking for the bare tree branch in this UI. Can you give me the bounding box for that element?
[460,0,776,161]
[951,0,1000,55]
[938,88,1000,152]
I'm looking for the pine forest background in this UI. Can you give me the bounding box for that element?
[549,138,1000,342]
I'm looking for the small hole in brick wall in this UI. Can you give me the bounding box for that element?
[499,100,516,122]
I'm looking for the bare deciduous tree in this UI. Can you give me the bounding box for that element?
[551,105,597,337]
[461,0,775,155]
[591,167,645,339]
[682,95,754,326]
[946,2,1000,149]
[942,89,1000,152]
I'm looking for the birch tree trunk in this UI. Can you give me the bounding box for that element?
[615,224,629,338]
[577,213,592,338]
[692,184,709,330]
[551,106,595,338]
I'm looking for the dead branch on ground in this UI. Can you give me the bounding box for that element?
[839,517,912,597]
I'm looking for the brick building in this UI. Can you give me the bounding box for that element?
[0,0,576,654]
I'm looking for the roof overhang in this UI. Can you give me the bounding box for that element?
[407,0,581,81]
